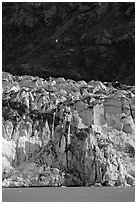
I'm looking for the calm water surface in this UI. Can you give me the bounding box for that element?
[2,186,135,202]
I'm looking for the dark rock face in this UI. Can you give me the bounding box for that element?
[2,72,135,187]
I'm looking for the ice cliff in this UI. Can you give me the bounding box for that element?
[2,71,135,187]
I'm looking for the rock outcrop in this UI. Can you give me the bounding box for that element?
[2,72,135,187]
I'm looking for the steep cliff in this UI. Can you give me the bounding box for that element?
[2,72,135,187]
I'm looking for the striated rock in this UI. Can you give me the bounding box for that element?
[2,72,135,187]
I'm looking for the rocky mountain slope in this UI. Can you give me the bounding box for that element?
[2,71,135,187]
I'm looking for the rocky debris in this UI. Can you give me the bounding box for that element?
[2,71,135,187]
[2,162,65,187]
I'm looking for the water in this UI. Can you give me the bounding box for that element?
[2,187,135,202]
